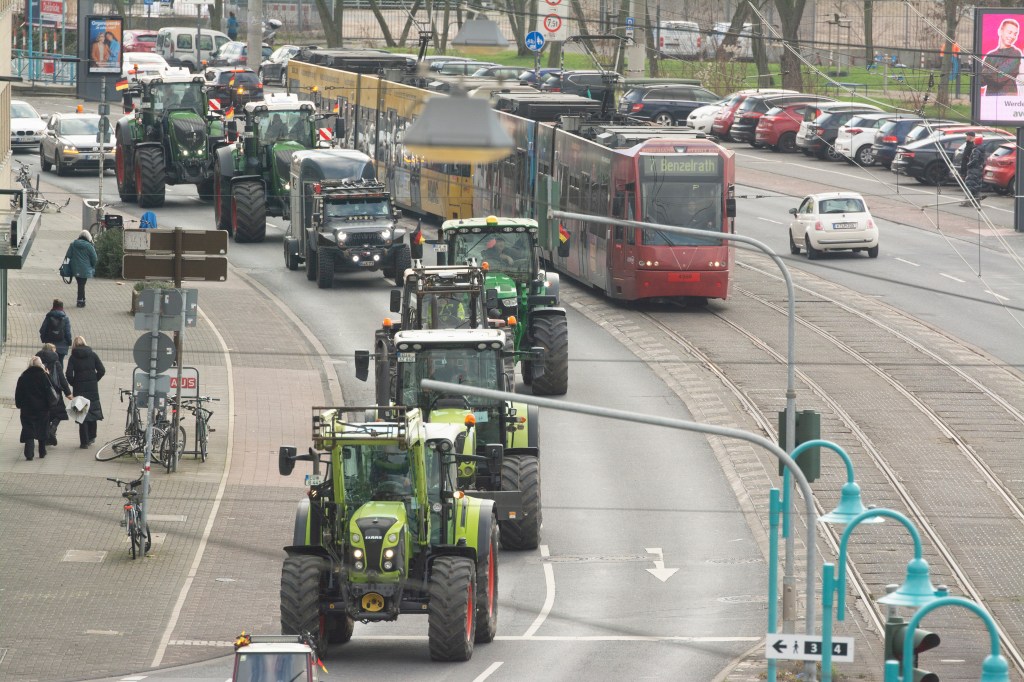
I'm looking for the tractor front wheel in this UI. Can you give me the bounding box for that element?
[393,244,412,286]
[135,147,166,208]
[428,556,476,661]
[529,314,569,396]
[214,169,231,231]
[474,515,499,643]
[280,555,325,641]
[231,180,267,243]
[499,454,541,550]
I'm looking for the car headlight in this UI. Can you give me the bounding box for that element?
[63,144,78,152]
[336,231,348,244]
[283,181,290,190]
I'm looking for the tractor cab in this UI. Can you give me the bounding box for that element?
[231,633,320,682]
[395,263,492,331]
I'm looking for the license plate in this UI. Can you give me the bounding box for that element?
[81,154,97,160]
[359,261,375,267]
[305,474,324,486]
[833,222,858,230]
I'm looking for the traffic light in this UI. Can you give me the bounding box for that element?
[777,409,821,482]
[884,614,941,682]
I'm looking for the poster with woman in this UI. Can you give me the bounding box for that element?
[87,16,123,76]
[973,9,1024,125]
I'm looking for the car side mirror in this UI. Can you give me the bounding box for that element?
[788,207,798,216]
[354,349,369,381]
[278,446,297,476]
[334,116,346,140]
[726,197,736,218]
[390,289,402,313]
[485,288,499,311]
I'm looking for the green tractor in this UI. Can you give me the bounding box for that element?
[438,216,570,396]
[278,406,499,661]
[356,328,542,551]
[214,98,320,243]
[115,73,224,208]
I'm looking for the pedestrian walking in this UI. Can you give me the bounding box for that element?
[38,298,72,368]
[959,131,976,184]
[65,231,97,308]
[963,137,988,205]
[65,335,105,449]
[16,356,57,460]
[227,11,239,41]
[36,343,73,447]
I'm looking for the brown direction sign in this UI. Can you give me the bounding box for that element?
[122,229,228,255]
[122,254,228,281]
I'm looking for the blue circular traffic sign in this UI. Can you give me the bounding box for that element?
[525,31,546,52]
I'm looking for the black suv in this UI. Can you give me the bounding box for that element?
[796,104,883,160]
[891,130,1011,185]
[617,83,719,125]
[869,117,925,169]
[541,70,621,108]
[204,67,264,110]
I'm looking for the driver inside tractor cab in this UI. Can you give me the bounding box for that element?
[461,232,530,271]
[368,446,413,500]
[259,110,306,145]
[233,651,308,682]
[421,292,470,328]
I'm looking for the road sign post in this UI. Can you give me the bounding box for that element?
[525,31,545,83]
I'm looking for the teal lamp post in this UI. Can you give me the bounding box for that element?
[768,440,880,682]
[821,508,946,682]
[882,597,1009,682]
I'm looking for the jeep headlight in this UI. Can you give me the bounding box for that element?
[379,229,392,239]
[336,231,348,245]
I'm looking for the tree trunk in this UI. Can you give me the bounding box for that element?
[367,0,397,47]
[863,0,873,63]
[399,0,423,47]
[719,0,750,58]
[645,0,658,77]
[313,0,343,47]
[935,0,962,108]
[440,0,452,53]
[773,0,808,92]
[751,11,771,86]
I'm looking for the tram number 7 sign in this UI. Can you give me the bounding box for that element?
[764,634,854,663]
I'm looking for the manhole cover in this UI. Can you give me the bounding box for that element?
[718,594,768,604]
[62,550,106,563]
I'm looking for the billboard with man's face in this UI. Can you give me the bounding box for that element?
[973,8,1024,125]
[87,16,123,76]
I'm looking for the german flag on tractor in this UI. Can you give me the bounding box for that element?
[558,223,570,244]
[115,79,129,92]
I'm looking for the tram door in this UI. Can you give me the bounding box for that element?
[610,186,636,298]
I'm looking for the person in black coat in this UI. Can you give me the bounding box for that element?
[39,299,72,368]
[65,335,105,448]
[36,344,73,447]
[15,356,54,460]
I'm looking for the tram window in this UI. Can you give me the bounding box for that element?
[612,192,625,217]
[626,225,635,245]
[614,226,624,240]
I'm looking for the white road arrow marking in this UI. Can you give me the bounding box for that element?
[644,547,678,582]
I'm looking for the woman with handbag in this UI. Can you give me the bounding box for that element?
[65,336,105,448]
[65,231,97,308]
[36,343,72,447]
[15,356,56,460]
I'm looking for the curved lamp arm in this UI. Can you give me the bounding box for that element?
[782,439,855,537]
[837,508,923,619]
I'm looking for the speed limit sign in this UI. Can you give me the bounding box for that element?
[538,0,567,42]
[543,14,562,32]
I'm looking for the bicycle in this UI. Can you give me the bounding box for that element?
[159,397,187,473]
[95,388,170,467]
[178,395,219,462]
[106,474,152,560]
[10,161,70,213]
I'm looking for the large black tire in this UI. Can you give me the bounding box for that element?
[428,556,476,661]
[280,555,325,640]
[56,152,69,176]
[326,612,354,644]
[499,454,541,550]
[40,148,51,172]
[393,244,412,286]
[196,176,216,201]
[115,143,137,203]
[305,240,317,281]
[316,246,334,289]
[231,180,267,243]
[214,170,231,230]
[135,146,166,208]
[806,237,820,261]
[475,515,499,643]
[529,314,569,396]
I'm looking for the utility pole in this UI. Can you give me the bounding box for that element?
[248,0,262,75]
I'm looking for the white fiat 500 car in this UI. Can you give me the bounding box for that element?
[788,191,879,259]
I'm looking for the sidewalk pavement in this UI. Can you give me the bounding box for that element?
[0,199,344,681]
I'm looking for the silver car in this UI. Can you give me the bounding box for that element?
[40,113,115,176]
[11,100,46,151]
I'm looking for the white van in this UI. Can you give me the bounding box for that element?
[155,27,231,72]
[657,21,702,59]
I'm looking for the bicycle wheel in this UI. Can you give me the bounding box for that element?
[160,425,186,472]
[128,512,141,560]
[197,418,208,462]
[148,427,168,467]
[96,435,143,461]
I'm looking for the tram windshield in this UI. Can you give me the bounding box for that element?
[639,154,724,246]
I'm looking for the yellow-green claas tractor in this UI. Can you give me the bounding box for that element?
[278,406,499,661]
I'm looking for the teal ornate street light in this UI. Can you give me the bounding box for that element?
[883,597,1009,682]
[821,508,947,682]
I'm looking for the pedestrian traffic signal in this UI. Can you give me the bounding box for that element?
[885,614,940,682]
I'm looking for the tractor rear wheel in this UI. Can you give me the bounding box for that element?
[428,556,476,661]
[280,555,325,640]
[316,246,334,289]
[474,515,499,643]
[231,180,267,243]
[115,143,137,203]
[529,314,569,396]
[135,146,166,208]
[214,168,231,231]
[499,454,541,550]
[393,244,412,286]
[305,240,317,281]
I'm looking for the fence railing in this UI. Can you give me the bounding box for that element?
[13,51,78,86]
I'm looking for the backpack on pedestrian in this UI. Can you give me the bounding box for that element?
[44,315,64,345]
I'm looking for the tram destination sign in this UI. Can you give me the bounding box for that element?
[641,155,720,176]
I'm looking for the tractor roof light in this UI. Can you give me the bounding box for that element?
[382,317,393,328]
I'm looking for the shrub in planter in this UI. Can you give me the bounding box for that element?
[130,280,175,313]
[94,228,124,278]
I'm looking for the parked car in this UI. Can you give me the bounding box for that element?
[795,103,883,160]
[834,113,907,166]
[123,29,159,54]
[899,120,964,146]
[952,133,1015,173]
[423,55,475,71]
[657,20,702,59]
[690,88,795,134]
[260,44,300,85]
[788,191,878,259]
[471,65,528,80]
[436,60,498,76]
[755,101,835,153]
[122,52,173,79]
[730,93,829,145]
[617,83,719,125]
[204,67,265,110]
[541,70,621,105]
[155,27,231,72]
[518,67,562,87]
[891,130,1010,185]
[39,113,115,176]
[982,143,1016,195]
[870,117,925,169]
[10,100,46,152]
[208,41,273,68]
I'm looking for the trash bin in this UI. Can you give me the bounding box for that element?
[82,199,103,234]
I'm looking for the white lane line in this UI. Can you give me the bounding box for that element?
[474,662,504,681]
[985,290,1010,301]
[351,635,761,642]
[757,217,782,224]
[151,307,236,668]
[940,273,966,283]
[894,257,919,267]
[523,545,555,638]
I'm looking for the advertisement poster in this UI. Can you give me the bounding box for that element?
[973,9,1024,125]
[87,16,123,76]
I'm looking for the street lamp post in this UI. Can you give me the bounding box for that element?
[883,597,1010,682]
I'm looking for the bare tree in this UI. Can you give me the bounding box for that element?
[312,0,345,47]
[771,0,808,91]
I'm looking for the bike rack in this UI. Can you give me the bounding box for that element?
[131,366,208,458]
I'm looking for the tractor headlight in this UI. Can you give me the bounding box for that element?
[388,533,397,542]
[283,181,290,190]
[383,548,394,559]
[354,560,364,570]
[353,548,363,559]
[383,561,393,570]
[181,150,189,157]
[351,532,360,544]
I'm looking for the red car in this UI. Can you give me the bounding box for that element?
[982,143,1016,195]
[123,30,159,54]
[756,102,823,153]
[711,94,749,140]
